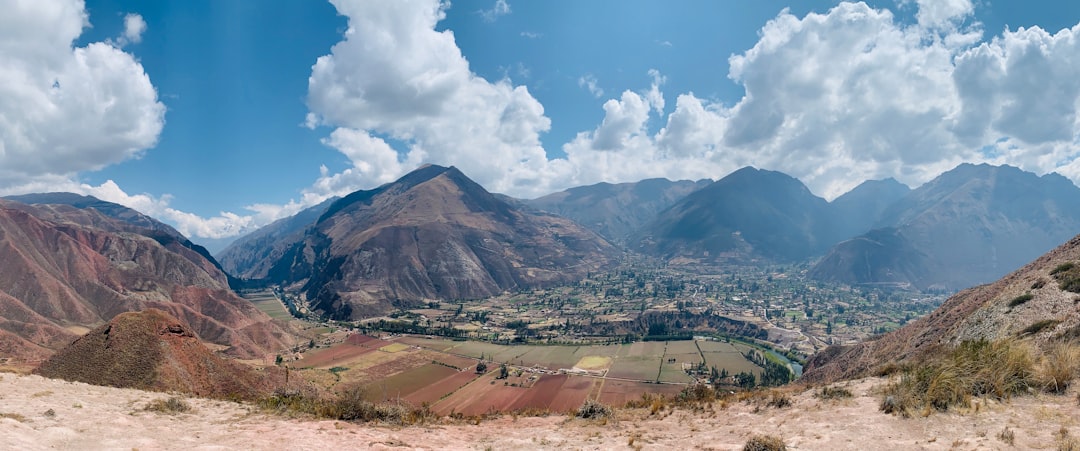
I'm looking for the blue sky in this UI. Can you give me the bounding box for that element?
[3,0,1080,249]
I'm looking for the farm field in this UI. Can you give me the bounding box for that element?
[294,334,774,413]
[243,291,293,321]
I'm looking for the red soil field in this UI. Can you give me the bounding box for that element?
[596,380,685,407]
[433,372,531,416]
[403,369,479,406]
[507,374,594,413]
[299,344,377,368]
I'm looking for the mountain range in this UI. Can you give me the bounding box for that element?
[810,164,1080,291]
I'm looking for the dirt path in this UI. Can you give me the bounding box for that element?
[2,373,1078,450]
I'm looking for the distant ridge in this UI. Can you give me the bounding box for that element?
[811,164,1080,290]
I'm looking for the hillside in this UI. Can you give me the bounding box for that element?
[811,164,1080,290]
[226,165,618,320]
[33,309,281,399]
[804,233,1080,383]
[3,372,1079,449]
[633,167,841,264]
[0,197,292,362]
[526,178,711,242]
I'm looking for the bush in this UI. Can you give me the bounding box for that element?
[816,386,853,400]
[1008,293,1034,308]
[143,397,192,414]
[880,339,1034,417]
[1021,320,1062,336]
[1051,263,1076,276]
[1038,343,1080,394]
[766,392,792,408]
[576,399,613,420]
[743,434,787,451]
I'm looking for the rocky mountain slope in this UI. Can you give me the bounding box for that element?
[828,178,911,239]
[0,196,292,362]
[223,165,617,320]
[632,167,843,264]
[526,178,711,242]
[811,164,1080,291]
[804,232,1080,383]
[34,309,281,399]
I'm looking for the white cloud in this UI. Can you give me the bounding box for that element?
[578,74,603,98]
[520,31,542,39]
[0,1,163,189]
[479,0,510,22]
[121,13,146,45]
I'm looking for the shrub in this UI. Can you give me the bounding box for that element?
[816,386,853,400]
[743,434,787,451]
[1038,343,1080,394]
[143,397,192,414]
[1021,320,1062,336]
[766,392,792,409]
[880,339,1034,417]
[1033,279,1048,289]
[1051,263,1076,276]
[576,399,613,420]
[1008,293,1035,308]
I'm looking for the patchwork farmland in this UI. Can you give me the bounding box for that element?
[290,334,775,414]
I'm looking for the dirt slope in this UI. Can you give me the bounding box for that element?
[2,373,1079,450]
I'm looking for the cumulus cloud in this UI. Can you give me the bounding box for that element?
[120,13,147,45]
[29,0,1080,241]
[307,0,557,197]
[0,1,164,188]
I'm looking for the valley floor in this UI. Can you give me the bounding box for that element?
[2,373,1078,450]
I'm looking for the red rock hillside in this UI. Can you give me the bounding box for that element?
[0,197,294,363]
[34,309,283,399]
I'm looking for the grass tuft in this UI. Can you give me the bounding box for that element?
[743,434,787,451]
[1008,293,1035,308]
[575,399,613,420]
[1038,342,1080,394]
[143,396,192,414]
[815,386,853,400]
[880,339,1034,417]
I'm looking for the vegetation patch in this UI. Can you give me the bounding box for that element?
[743,434,787,451]
[1019,319,1062,337]
[1037,343,1080,394]
[575,399,614,420]
[1007,293,1035,308]
[880,339,1034,417]
[0,412,28,422]
[1051,262,1080,294]
[815,385,853,400]
[143,397,192,414]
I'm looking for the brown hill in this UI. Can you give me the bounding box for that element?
[225,165,618,320]
[34,309,281,399]
[803,233,1080,384]
[0,197,293,363]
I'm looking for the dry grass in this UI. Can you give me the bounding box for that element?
[880,339,1035,417]
[143,397,192,414]
[575,399,614,420]
[0,412,28,422]
[743,434,786,451]
[998,426,1015,445]
[815,385,853,400]
[1038,342,1080,394]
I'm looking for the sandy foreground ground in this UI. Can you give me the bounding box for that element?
[1,373,1078,450]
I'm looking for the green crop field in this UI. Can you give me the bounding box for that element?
[243,291,293,321]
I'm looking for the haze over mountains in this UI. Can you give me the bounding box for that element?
[0,194,292,361]
[810,164,1080,291]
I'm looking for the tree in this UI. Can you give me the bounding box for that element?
[498,363,510,379]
